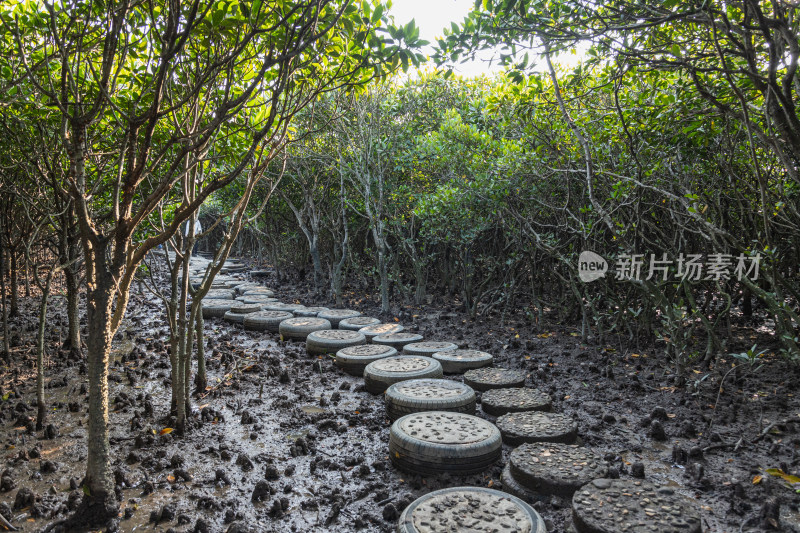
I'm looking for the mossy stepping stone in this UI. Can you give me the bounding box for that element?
[481,388,552,416]
[338,316,380,331]
[359,323,404,342]
[571,479,702,533]
[397,487,546,533]
[402,341,459,356]
[335,344,397,376]
[496,411,578,445]
[464,367,526,391]
[389,412,501,476]
[431,349,493,373]
[363,356,442,395]
[385,379,476,421]
[507,443,607,498]
[373,331,423,349]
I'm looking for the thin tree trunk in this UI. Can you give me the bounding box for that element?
[0,248,9,358]
[64,267,81,355]
[9,251,18,317]
[36,273,54,430]
[194,311,206,393]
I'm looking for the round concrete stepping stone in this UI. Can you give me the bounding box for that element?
[335,344,397,376]
[432,349,494,373]
[385,379,476,421]
[508,443,607,498]
[263,302,307,314]
[233,282,261,294]
[242,310,293,332]
[338,316,380,331]
[223,303,262,324]
[496,411,578,445]
[363,356,443,395]
[201,299,238,318]
[571,479,702,533]
[502,462,545,504]
[223,310,257,324]
[236,295,279,305]
[402,341,459,356]
[317,309,362,328]
[389,412,501,475]
[464,367,526,391]
[306,329,366,355]
[359,323,404,342]
[373,331,423,350]
[481,388,552,417]
[242,288,275,297]
[397,486,546,533]
[201,289,235,300]
[294,306,330,317]
[278,317,332,340]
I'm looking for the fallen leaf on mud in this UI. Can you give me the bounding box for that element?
[487,480,494,487]
[167,474,175,483]
[159,428,174,436]
[753,475,763,484]
[766,468,800,485]
[630,353,640,357]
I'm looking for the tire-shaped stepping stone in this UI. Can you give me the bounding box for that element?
[317,309,362,328]
[233,283,261,295]
[338,316,380,331]
[385,379,476,421]
[223,303,262,324]
[481,388,552,416]
[263,303,307,314]
[201,289,235,300]
[243,310,293,332]
[432,349,494,374]
[306,329,366,355]
[359,323,404,342]
[397,486,546,533]
[402,341,459,356]
[236,295,279,305]
[242,288,275,297]
[571,479,702,533]
[363,356,443,395]
[506,442,607,499]
[373,331,423,350]
[201,299,238,319]
[335,344,397,376]
[278,317,332,341]
[464,367,526,392]
[294,306,329,317]
[389,412,501,475]
[496,411,578,445]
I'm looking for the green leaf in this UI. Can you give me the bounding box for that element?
[372,4,383,23]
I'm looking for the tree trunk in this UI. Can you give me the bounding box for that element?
[36,275,53,430]
[64,267,82,356]
[310,239,323,292]
[377,247,389,313]
[9,251,18,317]
[194,311,206,394]
[82,266,118,517]
[0,248,9,358]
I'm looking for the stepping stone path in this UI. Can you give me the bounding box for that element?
[481,387,552,416]
[397,487,546,533]
[363,356,443,395]
[242,310,293,332]
[373,331,424,349]
[263,303,306,314]
[496,411,578,445]
[385,378,475,421]
[241,288,275,297]
[338,316,380,331]
[201,289,235,300]
[236,295,278,305]
[306,329,366,355]
[201,299,238,319]
[431,349,493,373]
[278,317,331,340]
[317,309,361,328]
[335,344,397,376]
[502,443,607,500]
[464,367,527,391]
[402,341,458,356]
[570,479,702,533]
[389,412,501,475]
[359,322,404,342]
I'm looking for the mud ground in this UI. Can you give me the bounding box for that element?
[1,259,799,532]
